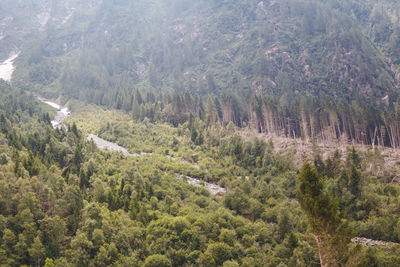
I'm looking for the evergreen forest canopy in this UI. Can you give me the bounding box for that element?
[2,0,400,147]
[1,0,400,266]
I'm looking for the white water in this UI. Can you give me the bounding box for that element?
[38,97,71,129]
[0,53,19,82]
[43,100,61,110]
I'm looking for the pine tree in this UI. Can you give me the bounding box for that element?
[348,164,361,197]
[71,122,79,138]
[28,236,45,267]
[44,258,56,267]
[297,163,352,267]
[205,94,218,128]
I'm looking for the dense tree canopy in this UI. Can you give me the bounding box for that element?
[2,0,400,147]
[1,0,400,266]
[0,83,398,266]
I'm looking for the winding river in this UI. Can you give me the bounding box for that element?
[39,98,226,195]
[37,97,71,129]
[0,54,226,195]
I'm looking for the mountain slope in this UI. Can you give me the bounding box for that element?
[1,2,400,266]
[2,0,400,147]
[9,0,397,99]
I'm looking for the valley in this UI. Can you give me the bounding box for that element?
[1,0,400,266]
[37,97,71,129]
[39,97,227,197]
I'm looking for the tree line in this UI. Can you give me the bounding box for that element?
[65,86,400,148]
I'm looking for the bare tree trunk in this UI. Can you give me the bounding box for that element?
[369,126,377,148]
[310,115,315,140]
[315,234,339,267]
[389,125,396,149]
[301,112,309,141]
[315,235,327,267]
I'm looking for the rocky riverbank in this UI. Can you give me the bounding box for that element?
[38,97,226,195]
[37,97,71,129]
[177,174,226,196]
[351,237,396,247]
[87,134,132,156]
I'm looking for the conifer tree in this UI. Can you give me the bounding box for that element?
[29,236,45,267]
[297,163,352,267]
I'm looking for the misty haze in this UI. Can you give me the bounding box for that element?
[0,1,400,266]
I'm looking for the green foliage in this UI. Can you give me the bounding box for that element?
[143,254,171,267]
[0,57,398,266]
[4,0,400,148]
[43,258,55,267]
[297,163,339,231]
[297,163,352,266]
[28,236,45,267]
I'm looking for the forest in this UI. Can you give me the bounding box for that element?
[0,81,399,266]
[1,0,400,266]
[5,0,400,148]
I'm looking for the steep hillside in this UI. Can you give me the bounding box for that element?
[2,2,400,265]
[2,0,400,147]
[10,0,397,99]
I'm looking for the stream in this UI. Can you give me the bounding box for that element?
[39,98,226,195]
[0,49,225,195]
[0,52,19,82]
[37,97,71,129]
